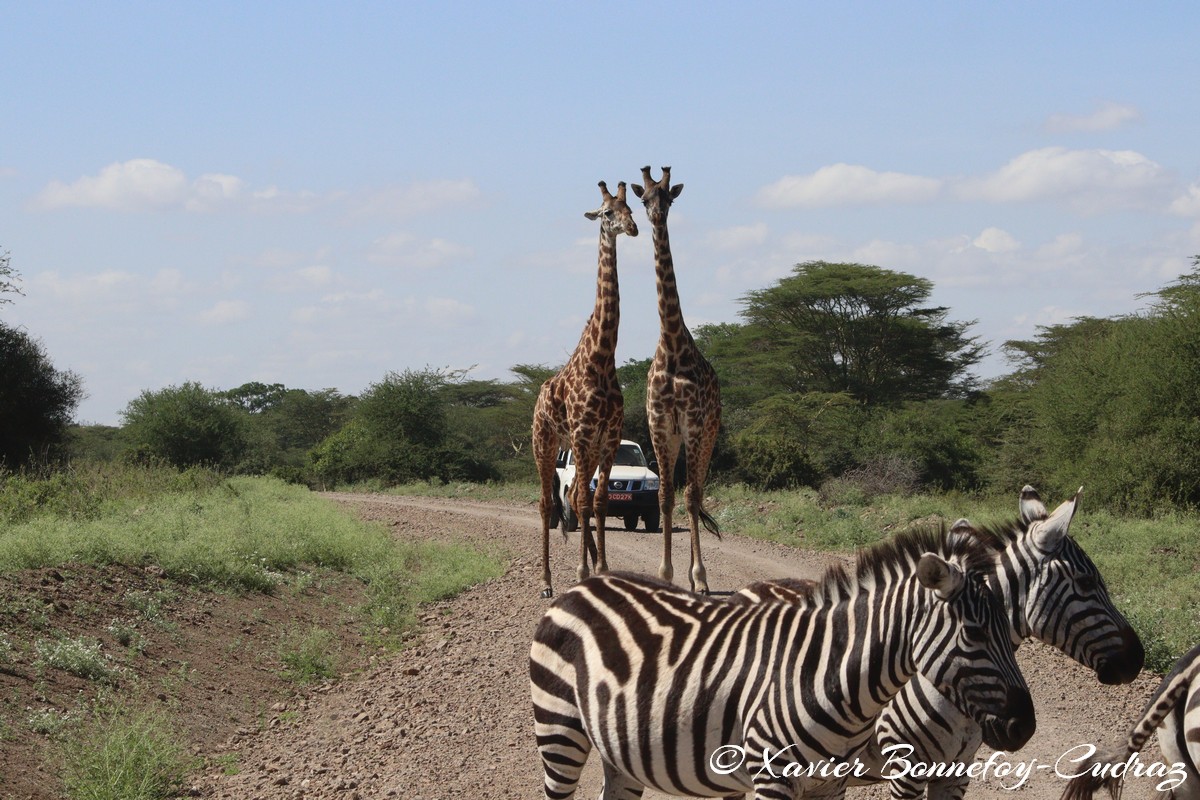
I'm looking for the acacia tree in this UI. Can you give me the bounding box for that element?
[739,262,983,406]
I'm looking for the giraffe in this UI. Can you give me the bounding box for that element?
[531,180,637,598]
[632,166,722,594]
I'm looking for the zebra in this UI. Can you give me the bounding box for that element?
[735,487,1145,800]
[1061,641,1200,800]
[529,522,1035,800]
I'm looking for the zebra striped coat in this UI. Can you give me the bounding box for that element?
[530,524,1034,800]
[736,487,1145,800]
[1062,641,1200,800]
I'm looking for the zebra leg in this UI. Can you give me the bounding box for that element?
[888,772,928,800]
[598,760,645,799]
[925,776,969,800]
[533,703,592,799]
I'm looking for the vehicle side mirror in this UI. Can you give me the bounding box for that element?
[648,460,659,473]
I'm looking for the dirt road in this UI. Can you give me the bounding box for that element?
[194,494,1164,800]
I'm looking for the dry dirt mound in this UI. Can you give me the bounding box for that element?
[0,563,373,800]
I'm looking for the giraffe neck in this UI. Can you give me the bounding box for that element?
[651,220,686,351]
[587,226,619,363]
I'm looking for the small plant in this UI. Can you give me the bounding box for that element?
[60,705,192,800]
[0,631,13,665]
[34,637,125,684]
[105,619,145,653]
[278,625,338,684]
[211,752,241,776]
[28,707,72,736]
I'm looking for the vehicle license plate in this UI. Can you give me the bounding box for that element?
[609,492,632,502]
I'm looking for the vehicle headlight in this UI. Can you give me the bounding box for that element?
[589,478,597,491]
[644,478,660,491]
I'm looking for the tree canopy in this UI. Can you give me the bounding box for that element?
[736,261,983,405]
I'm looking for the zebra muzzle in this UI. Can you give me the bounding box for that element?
[981,686,1036,752]
[1095,627,1145,685]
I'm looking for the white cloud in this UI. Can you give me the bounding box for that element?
[195,299,250,325]
[351,179,482,217]
[424,297,474,321]
[959,147,1173,212]
[1170,184,1200,217]
[31,269,136,301]
[186,173,245,211]
[367,232,473,269]
[972,227,1021,253]
[757,164,942,208]
[1044,102,1140,133]
[705,222,768,250]
[34,160,479,218]
[36,159,189,211]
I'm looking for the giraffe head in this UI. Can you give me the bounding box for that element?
[583,181,638,238]
[631,165,683,226]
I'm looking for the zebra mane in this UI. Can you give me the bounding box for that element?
[803,521,1003,603]
[971,515,1032,546]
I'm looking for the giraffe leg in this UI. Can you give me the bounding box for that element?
[571,452,599,584]
[683,416,719,594]
[592,426,622,575]
[685,481,708,594]
[532,414,559,598]
[651,439,679,584]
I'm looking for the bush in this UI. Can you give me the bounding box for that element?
[121,383,247,470]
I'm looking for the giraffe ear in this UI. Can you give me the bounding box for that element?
[671,183,684,199]
[631,184,645,198]
[584,209,600,220]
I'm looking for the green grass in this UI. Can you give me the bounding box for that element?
[60,705,192,800]
[0,468,505,639]
[278,625,338,684]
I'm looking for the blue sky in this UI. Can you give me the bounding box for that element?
[3,2,1199,425]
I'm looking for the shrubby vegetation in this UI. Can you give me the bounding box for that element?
[7,246,1200,515]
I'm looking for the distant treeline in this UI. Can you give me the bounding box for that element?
[8,260,1200,516]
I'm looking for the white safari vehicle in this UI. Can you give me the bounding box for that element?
[554,439,661,533]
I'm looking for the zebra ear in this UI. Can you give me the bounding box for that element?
[1019,485,1048,524]
[1030,487,1081,553]
[917,553,965,600]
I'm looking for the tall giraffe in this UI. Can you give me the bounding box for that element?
[632,166,722,594]
[531,180,637,598]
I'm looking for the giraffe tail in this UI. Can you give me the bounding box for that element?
[1060,646,1200,800]
[700,506,721,540]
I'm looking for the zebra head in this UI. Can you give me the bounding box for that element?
[1005,486,1144,685]
[910,538,1036,752]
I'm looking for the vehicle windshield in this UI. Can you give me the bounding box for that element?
[613,444,647,467]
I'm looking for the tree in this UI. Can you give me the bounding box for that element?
[122,382,248,469]
[311,368,498,487]
[0,248,22,307]
[0,323,84,467]
[739,262,983,406]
